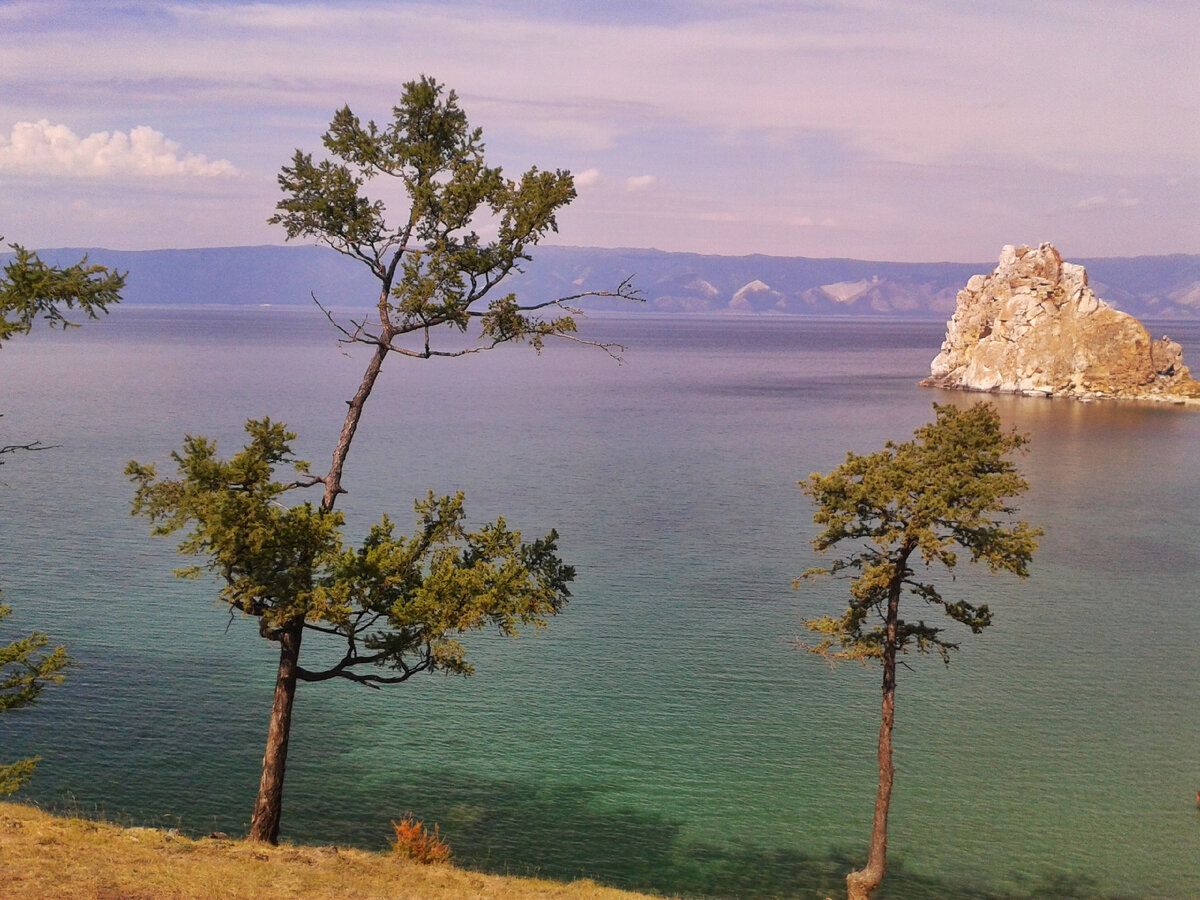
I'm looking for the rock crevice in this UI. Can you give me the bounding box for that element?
[922,243,1200,403]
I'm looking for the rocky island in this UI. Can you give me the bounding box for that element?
[923,243,1200,403]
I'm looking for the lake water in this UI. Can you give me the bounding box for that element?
[2,308,1198,899]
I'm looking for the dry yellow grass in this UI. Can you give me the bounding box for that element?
[0,801,670,900]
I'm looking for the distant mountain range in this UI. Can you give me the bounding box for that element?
[11,244,1200,319]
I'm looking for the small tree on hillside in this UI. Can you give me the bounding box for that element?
[799,402,1040,900]
[0,600,69,794]
[0,240,124,791]
[127,75,638,844]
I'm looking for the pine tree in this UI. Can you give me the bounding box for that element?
[800,402,1040,900]
[129,76,638,843]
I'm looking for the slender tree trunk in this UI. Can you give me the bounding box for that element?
[846,560,904,900]
[247,620,303,843]
[247,303,393,842]
[322,334,391,510]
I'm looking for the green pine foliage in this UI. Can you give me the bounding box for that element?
[267,76,633,358]
[0,599,70,795]
[0,240,125,347]
[801,401,1041,663]
[127,419,573,686]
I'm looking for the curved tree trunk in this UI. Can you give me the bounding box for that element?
[247,620,304,843]
[321,335,391,511]
[846,558,904,900]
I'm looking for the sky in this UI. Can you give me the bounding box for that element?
[0,0,1197,262]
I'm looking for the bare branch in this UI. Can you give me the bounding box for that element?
[388,339,505,359]
[279,475,326,492]
[542,331,629,363]
[296,650,434,687]
[381,324,627,362]
[464,277,642,317]
[0,439,56,461]
[311,292,355,341]
[299,621,344,637]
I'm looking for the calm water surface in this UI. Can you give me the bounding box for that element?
[2,309,1198,899]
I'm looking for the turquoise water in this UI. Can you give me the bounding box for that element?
[2,309,1198,899]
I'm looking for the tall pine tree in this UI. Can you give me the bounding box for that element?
[800,402,1040,900]
[129,76,638,843]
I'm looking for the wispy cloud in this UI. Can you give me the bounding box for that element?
[1076,190,1141,211]
[0,120,238,178]
[0,1,1194,257]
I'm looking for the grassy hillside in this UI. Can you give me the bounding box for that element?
[0,802,668,900]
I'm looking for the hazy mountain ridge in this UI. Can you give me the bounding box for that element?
[10,244,1200,319]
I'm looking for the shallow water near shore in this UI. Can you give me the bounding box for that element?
[2,308,1198,899]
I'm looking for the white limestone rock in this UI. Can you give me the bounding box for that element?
[923,243,1199,402]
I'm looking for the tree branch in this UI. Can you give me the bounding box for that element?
[311,292,355,341]
[296,650,434,687]
[278,475,326,492]
[463,277,642,316]
[0,440,55,461]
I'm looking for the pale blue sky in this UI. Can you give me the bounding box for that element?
[1,0,1196,261]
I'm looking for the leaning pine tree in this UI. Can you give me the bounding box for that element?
[127,76,638,844]
[799,402,1040,900]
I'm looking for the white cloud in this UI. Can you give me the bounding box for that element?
[573,167,601,188]
[0,120,238,178]
[699,212,737,222]
[626,174,656,191]
[0,1,1195,257]
[1076,190,1141,211]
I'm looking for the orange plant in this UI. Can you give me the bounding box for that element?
[390,815,451,864]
